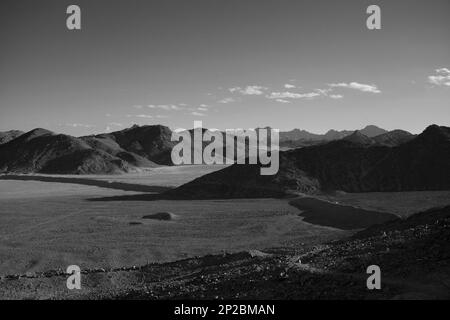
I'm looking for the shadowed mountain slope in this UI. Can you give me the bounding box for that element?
[0,129,132,174]
[279,125,450,192]
[165,125,450,198]
[90,125,176,165]
[81,135,158,168]
[342,131,375,145]
[372,130,415,147]
[359,125,388,137]
[0,130,24,145]
[279,125,389,150]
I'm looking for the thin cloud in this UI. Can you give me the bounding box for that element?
[191,111,206,117]
[267,87,345,101]
[268,91,321,99]
[61,123,95,128]
[135,114,153,118]
[329,82,381,93]
[197,104,211,112]
[284,84,296,89]
[147,104,183,111]
[428,68,450,86]
[104,123,123,133]
[275,99,291,103]
[218,97,235,104]
[108,122,123,127]
[229,85,267,95]
[126,114,154,119]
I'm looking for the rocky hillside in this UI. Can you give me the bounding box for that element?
[0,129,133,174]
[0,130,23,145]
[88,125,175,165]
[0,125,178,174]
[2,205,448,300]
[372,129,415,147]
[283,125,450,192]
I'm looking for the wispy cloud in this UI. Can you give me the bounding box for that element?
[105,122,123,132]
[218,97,235,104]
[108,122,123,127]
[428,68,450,87]
[197,104,211,112]
[147,104,183,111]
[60,123,95,128]
[229,85,267,95]
[275,99,291,103]
[126,114,154,119]
[284,84,296,89]
[267,91,321,100]
[191,111,206,117]
[267,86,348,102]
[328,82,381,93]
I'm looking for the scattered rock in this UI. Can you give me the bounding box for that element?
[248,250,272,258]
[142,212,176,221]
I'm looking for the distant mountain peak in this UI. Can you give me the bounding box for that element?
[28,128,54,135]
[359,125,388,138]
[420,124,450,141]
[362,125,382,130]
[342,131,374,145]
[372,129,415,147]
[19,128,54,142]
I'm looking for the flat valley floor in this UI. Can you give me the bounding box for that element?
[0,165,345,275]
[1,165,450,299]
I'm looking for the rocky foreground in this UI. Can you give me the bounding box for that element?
[1,205,449,300]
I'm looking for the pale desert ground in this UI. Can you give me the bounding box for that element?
[1,165,450,278]
[0,165,347,276]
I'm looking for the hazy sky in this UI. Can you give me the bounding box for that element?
[1,0,449,136]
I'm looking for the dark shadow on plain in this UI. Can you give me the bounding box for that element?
[0,174,172,193]
[289,197,398,230]
[88,193,166,201]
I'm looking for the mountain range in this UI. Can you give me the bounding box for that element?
[280,125,388,142]
[165,125,450,198]
[0,124,432,189]
[278,125,396,148]
[0,125,174,174]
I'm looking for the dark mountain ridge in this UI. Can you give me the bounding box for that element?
[279,125,392,149]
[0,124,440,179]
[165,125,450,199]
[88,124,175,165]
[0,130,24,145]
[0,128,132,174]
[280,125,387,141]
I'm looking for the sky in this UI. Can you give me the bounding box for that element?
[0,0,449,136]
